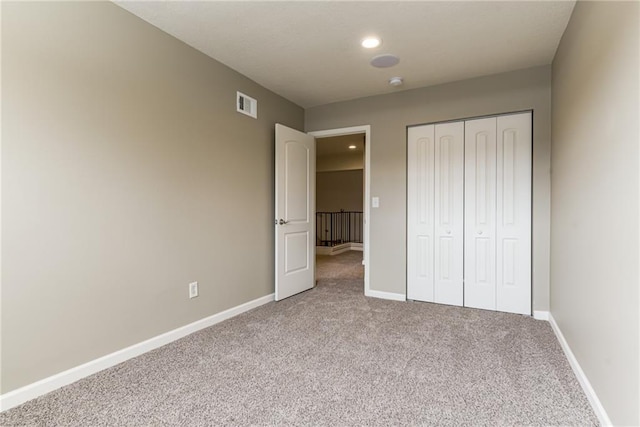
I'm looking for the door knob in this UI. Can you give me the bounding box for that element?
[478,230,483,235]
[279,219,289,225]
[446,230,451,235]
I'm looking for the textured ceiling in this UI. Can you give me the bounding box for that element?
[116,1,575,108]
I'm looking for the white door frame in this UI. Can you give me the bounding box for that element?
[308,125,371,296]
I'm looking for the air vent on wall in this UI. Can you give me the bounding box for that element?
[237,91,257,119]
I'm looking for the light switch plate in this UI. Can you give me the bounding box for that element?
[372,197,380,208]
[189,282,198,299]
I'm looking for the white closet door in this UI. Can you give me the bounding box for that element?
[496,113,532,315]
[407,125,435,302]
[464,117,497,310]
[433,122,464,306]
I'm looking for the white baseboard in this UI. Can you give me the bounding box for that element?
[365,289,406,302]
[0,293,275,412]
[327,245,350,255]
[533,310,549,320]
[316,243,363,256]
[548,313,612,426]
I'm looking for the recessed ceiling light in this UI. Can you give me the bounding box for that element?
[348,145,357,149]
[361,37,381,49]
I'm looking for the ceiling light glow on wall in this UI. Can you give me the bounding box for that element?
[361,37,381,48]
[348,145,357,149]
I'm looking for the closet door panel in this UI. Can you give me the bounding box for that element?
[496,113,532,315]
[434,122,464,306]
[407,125,435,302]
[464,118,497,310]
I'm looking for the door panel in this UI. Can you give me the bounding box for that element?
[464,117,497,310]
[496,113,532,314]
[438,237,452,280]
[275,124,315,301]
[285,142,310,222]
[407,125,435,302]
[284,232,309,273]
[434,122,464,306]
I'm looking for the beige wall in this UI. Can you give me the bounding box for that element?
[306,66,552,311]
[1,2,303,393]
[316,170,363,212]
[551,2,639,425]
[316,153,363,173]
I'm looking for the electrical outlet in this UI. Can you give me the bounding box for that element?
[189,281,198,299]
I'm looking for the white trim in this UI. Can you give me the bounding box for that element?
[533,310,549,320]
[315,242,363,256]
[548,313,612,426]
[309,125,371,297]
[0,293,274,412]
[365,289,406,302]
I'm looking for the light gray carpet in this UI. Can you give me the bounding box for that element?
[1,251,597,426]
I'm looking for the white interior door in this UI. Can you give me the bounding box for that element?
[407,124,435,302]
[433,122,464,306]
[275,124,315,301]
[496,113,532,314]
[464,117,498,310]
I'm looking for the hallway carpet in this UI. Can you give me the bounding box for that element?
[316,250,364,281]
[0,251,597,426]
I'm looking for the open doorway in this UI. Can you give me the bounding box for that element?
[311,129,368,293]
[309,125,371,296]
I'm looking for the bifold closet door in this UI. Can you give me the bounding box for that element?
[463,112,531,315]
[407,122,464,306]
[464,118,497,311]
[496,113,531,314]
[434,122,464,305]
[407,124,435,302]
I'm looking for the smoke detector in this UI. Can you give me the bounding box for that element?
[389,77,404,87]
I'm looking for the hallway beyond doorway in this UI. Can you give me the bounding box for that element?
[316,251,364,283]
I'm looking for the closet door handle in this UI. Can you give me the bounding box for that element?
[477,230,483,235]
[446,230,451,235]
